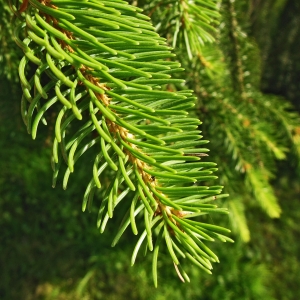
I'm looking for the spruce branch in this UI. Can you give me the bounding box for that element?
[142,0,220,59]
[131,0,300,242]
[228,198,250,242]
[10,0,231,285]
[222,0,246,98]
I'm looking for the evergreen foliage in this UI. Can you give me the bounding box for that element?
[139,0,300,241]
[2,78,299,299]
[4,0,300,293]
[8,0,232,285]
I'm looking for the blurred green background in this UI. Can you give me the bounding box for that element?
[1,0,300,299]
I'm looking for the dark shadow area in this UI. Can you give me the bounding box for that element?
[258,0,300,109]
